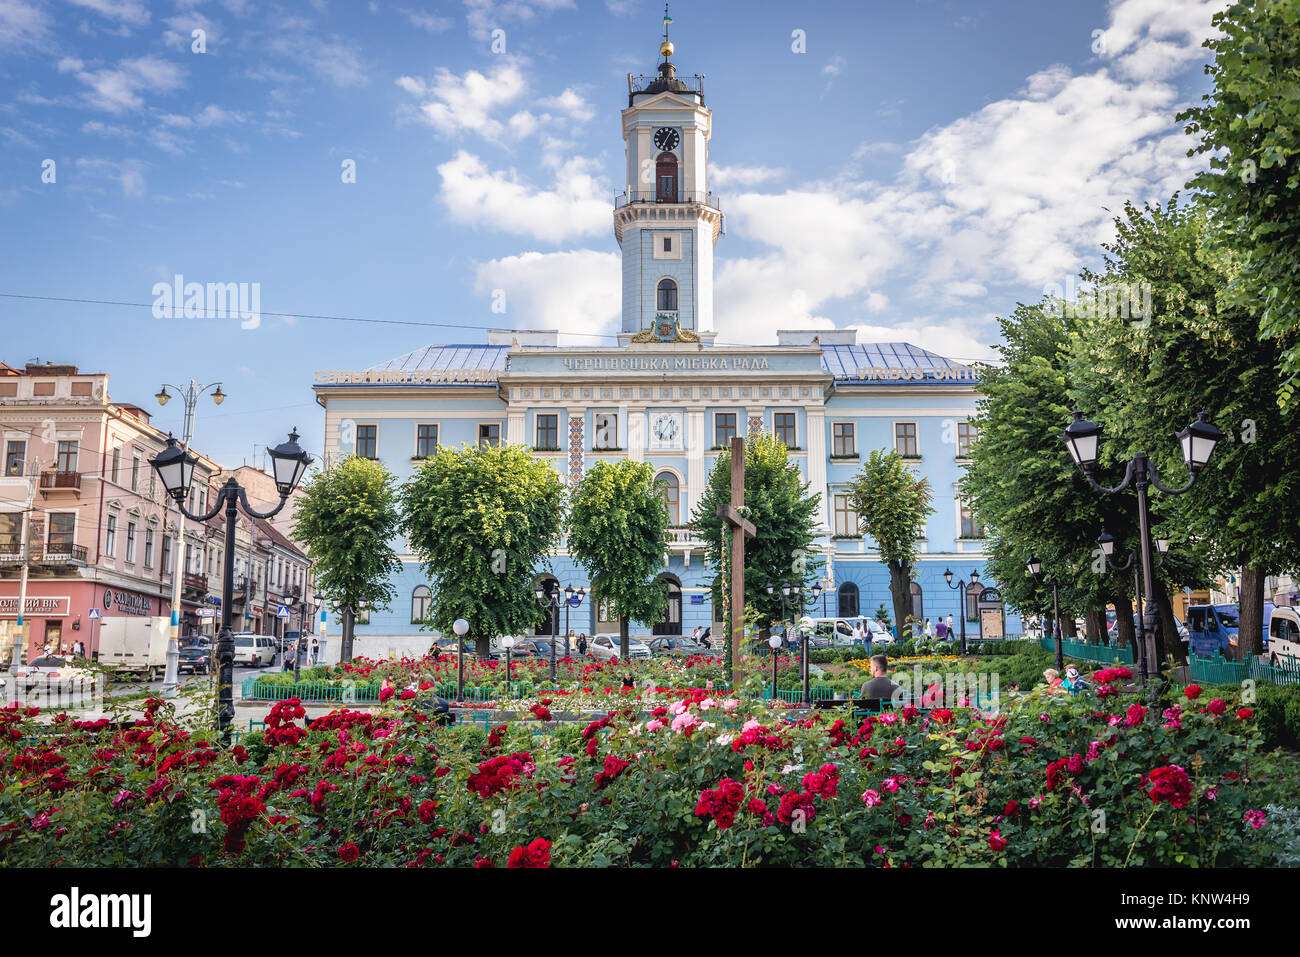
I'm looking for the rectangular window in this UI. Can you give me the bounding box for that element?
[535,414,558,449]
[131,454,141,491]
[416,424,438,458]
[125,521,137,563]
[714,413,737,448]
[144,528,154,567]
[162,535,172,574]
[895,422,918,458]
[960,501,985,539]
[478,423,501,448]
[957,420,977,458]
[774,412,797,448]
[111,446,121,484]
[56,440,78,474]
[832,423,856,457]
[105,515,117,557]
[0,513,20,548]
[4,440,25,476]
[663,237,672,252]
[833,494,859,537]
[356,424,378,459]
[48,513,75,550]
[593,413,618,450]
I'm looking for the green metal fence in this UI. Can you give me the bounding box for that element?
[1188,653,1300,687]
[1038,636,1135,665]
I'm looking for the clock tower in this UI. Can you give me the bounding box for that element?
[616,15,723,342]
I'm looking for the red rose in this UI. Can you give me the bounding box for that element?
[988,829,1008,852]
[378,687,395,703]
[1236,708,1254,721]
[338,841,360,862]
[1004,800,1019,817]
[1145,765,1192,809]
[1203,698,1227,716]
[506,837,552,868]
[418,800,438,824]
[1183,684,1201,700]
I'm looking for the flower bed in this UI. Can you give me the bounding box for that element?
[1,666,1291,868]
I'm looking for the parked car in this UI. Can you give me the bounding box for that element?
[647,636,709,656]
[232,633,276,667]
[9,655,98,703]
[178,641,214,675]
[588,634,652,660]
[1267,607,1300,665]
[808,618,857,645]
[513,638,561,659]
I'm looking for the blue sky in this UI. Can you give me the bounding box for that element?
[0,0,1228,466]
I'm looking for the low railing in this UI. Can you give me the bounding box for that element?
[1038,636,1135,665]
[667,525,705,548]
[615,190,721,210]
[36,544,88,564]
[39,470,81,491]
[183,572,208,593]
[1188,653,1300,687]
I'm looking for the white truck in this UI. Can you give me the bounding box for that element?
[97,616,170,680]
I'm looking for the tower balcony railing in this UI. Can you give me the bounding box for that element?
[615,190,721,211]
[628,73,705,97]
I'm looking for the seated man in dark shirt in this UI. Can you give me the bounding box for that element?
[859,654,901,700]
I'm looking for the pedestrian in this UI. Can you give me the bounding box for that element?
[945,614,955,636]
[700,626,711,650]
[310,637,319,665]
[577,633,588,657]
[935,618,948,640]
[282,641,296,671]
[691,625,702,643]
[924,617,933,639]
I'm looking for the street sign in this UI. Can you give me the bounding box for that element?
[87,608,100,619]
[196,609,216,617]
[276,605,290,619]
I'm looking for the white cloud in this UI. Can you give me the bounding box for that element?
[163,11,221,50]
[67,0,149,27]
[1094,0,1230,81]
[75,157,149,197]
[0,0,52,52]
[822,55,846,76]
[474,249,620,340]
[264,32,367,87]
[57,56,84,73]
[462,0,575,42]
[73,56,187,113]
[398,61,530,139]
[437,149,610,243]
[397,7,453,32]
[710,164,782,189]
[845,318,1001,363]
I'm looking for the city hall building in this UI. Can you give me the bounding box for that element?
[314,34,1020,657]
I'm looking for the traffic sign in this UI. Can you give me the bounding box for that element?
[276,605,291,619]
[87,608,100,619]
[196,609,216,617]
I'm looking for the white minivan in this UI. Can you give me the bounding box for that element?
[1267,607,1300,666]
[232,633,276,667]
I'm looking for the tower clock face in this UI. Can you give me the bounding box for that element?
[653,127,680,151]
[651,413,682,448]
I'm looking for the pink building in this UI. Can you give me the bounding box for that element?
[0,362,219,661]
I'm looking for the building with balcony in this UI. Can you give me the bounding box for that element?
[308,28,1020,659]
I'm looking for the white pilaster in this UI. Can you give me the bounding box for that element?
[806,407,828,530]
[686,406,706,516]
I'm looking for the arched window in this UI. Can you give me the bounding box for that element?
[656,278,678,312]
[909,581,923,620]
[838,582,860,618]
[655,152,678,202]
[656,471,680,524]
[535,576,559,636]
[411,585,431,624]
[652,574,682,636]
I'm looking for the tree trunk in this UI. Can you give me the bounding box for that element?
[1150,577,1183,667]
[888,562,911,642]
[1239,565,1266,658]
[342,606,355,662]
[1113,585,1134,650]
[1084,610,1106,643]
[619,616,630,660]
[1061,616,1078,639]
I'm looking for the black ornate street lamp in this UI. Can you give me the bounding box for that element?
[535,583,564,682]
[1063,409,1221,678]
[561,585,586,658]
[1097,528,1150,686]
[942,568,980,654]
[151,429,311,744]
[1026,556,1063,672]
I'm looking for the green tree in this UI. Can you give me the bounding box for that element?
[1069,197,1300,658]
[291,455,403,661]
[959,303,1134,643]
[402,444,565,656]
[846,450,934,639]
[1179,0,1300,407]
[691,434,821,633]
[566,460,670,659]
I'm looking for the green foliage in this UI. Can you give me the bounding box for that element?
[402,444,565,653]
[566,460,670,655]
[847,450,934,633]
[690,434,822,627]
[292,455,403,616]
[1178,0,1300,407]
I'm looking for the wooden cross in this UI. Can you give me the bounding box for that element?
[716,435,756,683]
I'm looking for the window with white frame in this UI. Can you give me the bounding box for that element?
[832,494,859,537]
[105,514,117,557]
[832,422,856,456]
[895,421,918,457]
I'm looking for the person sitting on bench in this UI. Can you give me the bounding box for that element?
[859,654,900,701]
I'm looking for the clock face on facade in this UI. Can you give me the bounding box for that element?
[651,413,682,448]
[653,127,680,151]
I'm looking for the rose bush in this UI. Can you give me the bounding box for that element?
[0,676,1285,867]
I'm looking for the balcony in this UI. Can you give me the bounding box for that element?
[38,471,82,496]
[0,543,22,565]
[183,572,208,597]
[35,544,88,566]
[666,526,707,566]
[615,190,721,211]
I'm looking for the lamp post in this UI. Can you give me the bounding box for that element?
[1063,408,1221,679]
[535,584,563,682]
[810,582,823,618]
[501,635,516,688]
[767,634,782,700]
[1026,557,1063,672]
[452,618,469,701]
[150,429,310,744]
[562,585,585,658]
[942,568,980,654]
[797,615,813,706]
[1097,529,1149,686]
[154,379,226,697]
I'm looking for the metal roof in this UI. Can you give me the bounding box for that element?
[820,343,978,383]
[369,344,510,375]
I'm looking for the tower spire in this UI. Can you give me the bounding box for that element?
[660,4,673,62]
